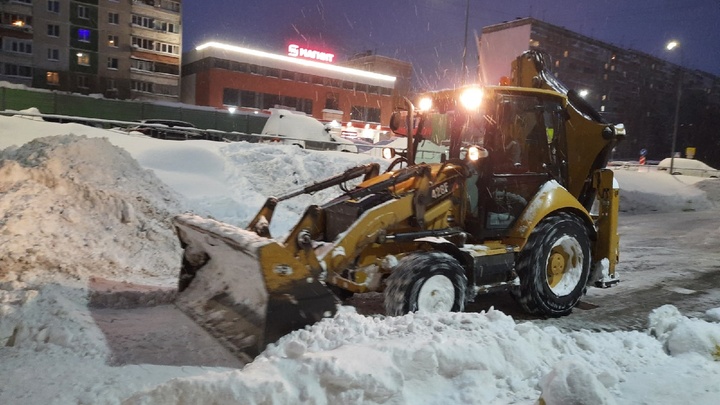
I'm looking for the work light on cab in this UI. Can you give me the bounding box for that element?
[382,147,396,160]
[460,87,483,110]
[418,97,433,112]
[467,145,487,161]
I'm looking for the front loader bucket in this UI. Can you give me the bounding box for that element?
[173,214,339,361]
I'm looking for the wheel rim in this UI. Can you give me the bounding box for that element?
[545,235,584,296]
[417,275,455,312]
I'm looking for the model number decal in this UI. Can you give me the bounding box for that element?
[431,181,451,199]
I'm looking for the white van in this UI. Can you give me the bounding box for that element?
[261,108,358,153]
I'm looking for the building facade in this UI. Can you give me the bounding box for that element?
[0,0,182,101]
[477,18,720,163]
[341,51,414,111]
[181,42,411,125]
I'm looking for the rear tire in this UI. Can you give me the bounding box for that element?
[512,212,591,316]
[384,252,467,316]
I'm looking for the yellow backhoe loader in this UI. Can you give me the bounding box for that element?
[172,50,626,360]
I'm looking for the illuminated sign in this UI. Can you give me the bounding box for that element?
[196,42,396,83]
[288,44,335,63]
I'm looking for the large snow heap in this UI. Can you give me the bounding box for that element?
[0,135,182,352]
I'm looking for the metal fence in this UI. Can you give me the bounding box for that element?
[0,87,268,134]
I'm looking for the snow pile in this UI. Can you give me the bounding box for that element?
[614,170,716,213]
[125,306,720,405]
[202,141,384,234]
[0,135,183,353]
[649,305,720,360]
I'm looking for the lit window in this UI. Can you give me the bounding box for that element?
[108,35,118,47]
[78,28,90,42]
[563,50,569,57]
[77,52,90,66]
[47,71,60,85]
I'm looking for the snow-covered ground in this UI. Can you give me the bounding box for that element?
[0,113,719,405]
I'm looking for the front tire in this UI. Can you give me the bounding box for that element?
[513,212,591,317]
[384,252,467,316]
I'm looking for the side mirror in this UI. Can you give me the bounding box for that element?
[389,111,403,132]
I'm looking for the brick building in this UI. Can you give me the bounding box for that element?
[181,41,411,125]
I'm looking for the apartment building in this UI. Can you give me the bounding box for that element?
[477,18,720,162]
[0,0,182,101]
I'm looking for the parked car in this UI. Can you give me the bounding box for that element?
[657,157,720,177]
[129,119,206,140]
[260,108,358,152]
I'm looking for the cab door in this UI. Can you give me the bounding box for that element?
[479,92,567,239]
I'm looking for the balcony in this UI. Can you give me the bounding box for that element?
[131,0,181,13]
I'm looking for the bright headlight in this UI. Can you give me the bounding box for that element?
[460,87,483,110]
[467,145,487,161]
[381,147,396,160]
[418,97,433,112]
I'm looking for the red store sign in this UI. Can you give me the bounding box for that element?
[287,44,335,63]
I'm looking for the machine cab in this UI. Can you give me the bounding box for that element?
[418,86,571,241]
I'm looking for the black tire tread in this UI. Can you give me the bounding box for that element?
[513,212,591,317]
[384,252,467,316]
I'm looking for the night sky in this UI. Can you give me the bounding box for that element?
[182,0,720,90]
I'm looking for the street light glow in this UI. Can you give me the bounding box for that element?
[664,40,682,176]
[579,89,589,98]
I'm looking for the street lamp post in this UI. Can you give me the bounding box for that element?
[666,40,682,175]
[461,0,470,85]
